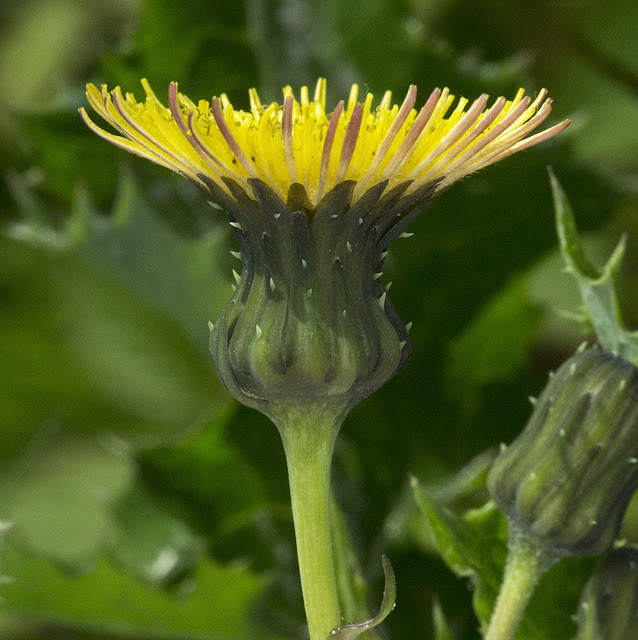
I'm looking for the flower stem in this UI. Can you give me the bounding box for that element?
[276,403,345,640]
[484,531,553,640]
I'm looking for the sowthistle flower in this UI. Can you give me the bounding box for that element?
[81,79,568,418]
[81,78,569,640]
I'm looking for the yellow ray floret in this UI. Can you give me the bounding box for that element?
[80,78,569,206]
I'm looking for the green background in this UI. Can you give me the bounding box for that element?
[1,0,638,638]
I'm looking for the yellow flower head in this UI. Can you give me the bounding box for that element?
[80,78,568,207]
[80,78,569,413]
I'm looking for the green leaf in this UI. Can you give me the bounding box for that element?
[412,477,593,639]
[432,598,456,640]
[1,168,240,575]
[0,437,133,567]
[0,542,268,640]
[3,169,235,460]
[330,497,377,636]
[550,169,638,362]
[8,168,232,355]
[141,403,271,541]
[446,276,541,406]
[411,477,507,627]
[329,556,396,640]
[108,481,206,586]
[0,236,227,455]
[432,448,498,509]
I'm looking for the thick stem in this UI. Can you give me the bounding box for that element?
[484,530,554,640]
[275,403,345,640]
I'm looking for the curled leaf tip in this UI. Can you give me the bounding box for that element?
[328,556,396,639]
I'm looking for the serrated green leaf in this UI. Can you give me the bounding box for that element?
[2,166,238,464]
[141,403,272,542]
[411,477,507,626]
[1,167,240,577]
[412,477,593,639]
[329,556,396,640]
[9,168,232,354]
[0,236,227,456]
[550,169,638,362]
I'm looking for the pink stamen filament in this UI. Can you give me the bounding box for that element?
[406,94,489,180]
[460,99,554,174]
[211,97,258,178]
[168,82,237,184]
[356,85,418,192]
[435,96,530,180]
[422,95,505,177]
[336,103,364,184]
[80,109,176,171]
[111,89,202,177]
[186,112,245,182]
[316,100,344,201]
[468,118,569,174]
[380,88,442,180]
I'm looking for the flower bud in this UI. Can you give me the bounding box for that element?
[488,348,638,558]
[207,177,434,420]
[576,547,638,640]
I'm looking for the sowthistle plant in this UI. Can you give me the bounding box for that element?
[79,77,638,640]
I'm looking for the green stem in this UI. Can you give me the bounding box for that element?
[484,531,553,640]
[276,403,345,640]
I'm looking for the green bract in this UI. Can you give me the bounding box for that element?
[576,547,638,640]
[207,177,435,419]
[488,348,638,559]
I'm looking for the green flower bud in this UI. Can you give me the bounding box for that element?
[488,348,638,559]
[206,177,434,419]
[576,547,638,640]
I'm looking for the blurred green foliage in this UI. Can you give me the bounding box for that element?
[2,0,638,639]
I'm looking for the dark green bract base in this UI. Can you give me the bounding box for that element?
[203,176,435,419]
